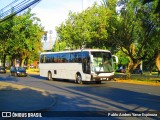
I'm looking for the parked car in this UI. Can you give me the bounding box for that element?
[132,68,143,74]
[116,69,126,73]
[0,66,6,73]
[10,67,27,77]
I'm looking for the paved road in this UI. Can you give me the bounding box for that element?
[0,73,160,119]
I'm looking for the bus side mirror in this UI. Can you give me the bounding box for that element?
[112,55,118,64]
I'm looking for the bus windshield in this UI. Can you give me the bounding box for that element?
[91,52,113,73]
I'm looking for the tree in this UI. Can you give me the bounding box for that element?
[142,0,160,72]
[53,39,67,52]
[55,0,159,76]
[0,17,14,67]
[0,10,44,67]
[116,50,130,68]
[143,0,160,13]
[56,1,118,50]
[110,0,160,77]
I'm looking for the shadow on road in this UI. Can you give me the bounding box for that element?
[28,74,160,112]
[43,82,160,112]
[1,74,160,119]
[0,85,55,111]
[29,74,46,80]
[0,73,19,82]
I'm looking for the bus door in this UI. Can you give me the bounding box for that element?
[82,51,90,74]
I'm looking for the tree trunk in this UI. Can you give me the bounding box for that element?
[26,58,30,70]
[2,54,6,68]
[11,55,16,66]
[20,59,25,67]
[155,49,160,73]
[155,56,160,70]
[126,58,140,79]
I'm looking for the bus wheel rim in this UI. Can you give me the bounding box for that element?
[77,75,82,84]
[48,72,52,80]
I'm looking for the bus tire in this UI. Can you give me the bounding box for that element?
[48,72,53,81]
[15,73,17,77]
[95,81,101,84]
[76,74,83,84]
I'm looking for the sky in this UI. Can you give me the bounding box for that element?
[0,0,102,49]
[0,0,102,36]
[31,0,102,37]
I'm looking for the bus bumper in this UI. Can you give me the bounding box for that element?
[91,73,114,81]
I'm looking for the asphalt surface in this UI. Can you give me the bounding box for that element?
[0,73,160,120]
[0,82,56,112]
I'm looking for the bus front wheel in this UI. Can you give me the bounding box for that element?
[76,74,83,84]
[48,72,53,81]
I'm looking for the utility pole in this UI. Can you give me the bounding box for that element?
[49,30,53,50]
[82,0,83,11]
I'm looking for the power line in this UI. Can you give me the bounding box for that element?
[0,0,41,23]
[0,0,19,12]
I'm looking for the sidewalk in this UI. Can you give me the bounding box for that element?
[0,82,56,111]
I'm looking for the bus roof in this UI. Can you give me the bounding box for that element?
[40,49,111,55]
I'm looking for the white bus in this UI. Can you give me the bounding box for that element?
[39,49,118,84]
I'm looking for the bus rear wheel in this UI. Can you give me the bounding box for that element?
[95,81,101,84]
[76,74,83,84]
[48,72,53,81]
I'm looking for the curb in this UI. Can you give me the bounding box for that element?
[114,79,160,86]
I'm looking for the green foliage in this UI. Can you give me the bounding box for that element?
[52,39,67,52]
[0,9,44,67]
[116,50,130,65]
[55,1,118,50]
[55,0,159,74]
[111,0,160,72]
[143,0,160,13]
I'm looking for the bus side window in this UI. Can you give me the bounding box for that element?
[46,55,50,63]
[77,52,82,63]
[50,54,55,63]
[54,54,58,63]
[70,53,75,63]
[41,55,46,63]
[61,54,65,63]
[64,53,69,63]
[58,54,62,63]
[66,53,70,63]
[61,53,67,63]
[74,53,78,63]
[50,54,54,63]
[40,55,44,63]
[56,54,59,63]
